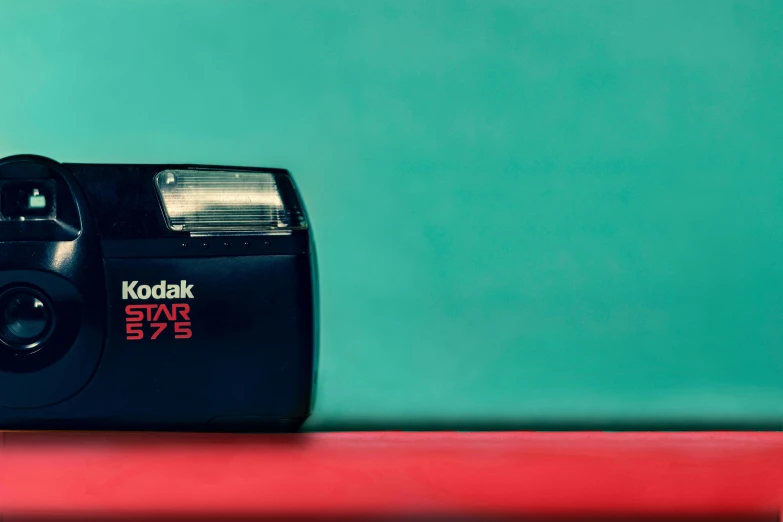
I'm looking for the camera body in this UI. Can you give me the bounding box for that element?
[0,155,317,432]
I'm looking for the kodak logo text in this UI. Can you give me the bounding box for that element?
[122,280,194,300]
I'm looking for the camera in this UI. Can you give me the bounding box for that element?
[0,155,317,432]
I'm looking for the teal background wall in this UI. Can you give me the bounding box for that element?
[1,0,782,429]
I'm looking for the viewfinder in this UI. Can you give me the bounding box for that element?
[1,180,56,220]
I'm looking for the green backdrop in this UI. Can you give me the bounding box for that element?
[1,0,782,430]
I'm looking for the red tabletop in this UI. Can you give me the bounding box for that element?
[1,431,782,520]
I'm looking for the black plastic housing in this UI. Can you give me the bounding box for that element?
[0,155,317,432]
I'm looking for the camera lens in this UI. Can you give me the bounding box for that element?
[0,288,54,351]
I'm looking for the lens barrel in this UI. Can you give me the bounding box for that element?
[0,287,55,351]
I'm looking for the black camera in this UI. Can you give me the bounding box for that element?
[0,155,317,432]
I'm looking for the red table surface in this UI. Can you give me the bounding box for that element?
[0,431,782,521]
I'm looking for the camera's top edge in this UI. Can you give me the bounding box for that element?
[0,156,291,177]
[0,155,60,167]
[65,163,292,176]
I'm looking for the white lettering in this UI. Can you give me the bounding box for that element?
[122,280,195,300]
[152,280,167,299]
[122,281,138,300]
[180,280,194,299]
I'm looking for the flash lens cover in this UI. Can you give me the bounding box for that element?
[155,169,307,234]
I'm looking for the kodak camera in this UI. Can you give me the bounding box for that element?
[0,155,317,432]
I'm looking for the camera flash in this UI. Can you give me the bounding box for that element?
[155,169,307,234]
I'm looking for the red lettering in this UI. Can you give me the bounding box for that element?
[174,304,190,321]
[174,322,192,339]
[125,304,192,341]
[126,323,143,340]
[141,304,157,322]
[152,304,176,321]
[125,305,144,322]
[127,305,156,322]
[150,322,168,340]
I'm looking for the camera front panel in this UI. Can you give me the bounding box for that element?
[90,254,315,429]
